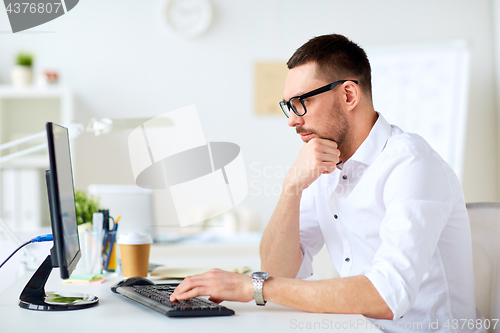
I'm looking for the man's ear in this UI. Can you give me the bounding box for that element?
[343,81,361,111]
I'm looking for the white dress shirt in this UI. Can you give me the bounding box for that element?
[296,113,484,332]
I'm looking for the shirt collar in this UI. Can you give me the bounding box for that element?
[346,112,392,166]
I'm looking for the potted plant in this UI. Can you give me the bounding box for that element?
[73,190,103,275]
[11,52,34,88]
[74,190,102,232]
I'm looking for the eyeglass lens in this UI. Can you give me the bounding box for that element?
[280,102,290,117]
[290,98,305,116]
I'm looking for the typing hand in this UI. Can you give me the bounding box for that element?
[169,268,253,304]
[285,138,340,192]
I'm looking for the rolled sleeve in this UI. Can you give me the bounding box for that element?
[296,244,315,279]
[295,186,324,279]
[364,146,454,320]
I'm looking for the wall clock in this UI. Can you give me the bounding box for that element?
[161,0,213,38]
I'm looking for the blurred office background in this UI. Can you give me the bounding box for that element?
[0,0,499,289]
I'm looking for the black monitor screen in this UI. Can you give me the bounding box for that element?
[46,122,80,278]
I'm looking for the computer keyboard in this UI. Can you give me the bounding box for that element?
[114,283,235,317]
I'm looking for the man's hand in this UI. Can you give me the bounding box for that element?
[169,268,254,304]
[285,138,340,192]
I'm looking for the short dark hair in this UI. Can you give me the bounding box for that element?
[287,34,372,99]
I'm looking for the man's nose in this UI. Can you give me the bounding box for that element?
[287,111,304,127]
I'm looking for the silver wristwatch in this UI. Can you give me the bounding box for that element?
[251,271,270,306]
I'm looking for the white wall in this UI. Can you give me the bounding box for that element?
[0,0,498,229]
[492,0,500,202]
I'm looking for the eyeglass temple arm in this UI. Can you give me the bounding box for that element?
[299,85,334,100]
[299,80,358,100]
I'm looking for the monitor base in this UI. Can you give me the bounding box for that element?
[18,255,99,311]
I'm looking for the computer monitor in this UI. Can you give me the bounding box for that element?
[46,122,81,279]
[18,122,98,311]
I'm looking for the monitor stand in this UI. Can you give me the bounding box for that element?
[18,255,99,311]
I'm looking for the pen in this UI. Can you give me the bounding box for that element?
[112,215,121,232]
[85,228,94,248]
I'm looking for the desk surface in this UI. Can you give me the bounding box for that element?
[0,256,381,333]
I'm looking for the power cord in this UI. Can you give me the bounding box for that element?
[0,234,53,269]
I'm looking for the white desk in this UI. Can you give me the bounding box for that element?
[0,248,381,333]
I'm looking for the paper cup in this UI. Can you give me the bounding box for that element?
[118,232,152,278]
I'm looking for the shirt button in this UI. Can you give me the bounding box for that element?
[342,175,348,180]
[334,214,338,219]
[345,258,350,262]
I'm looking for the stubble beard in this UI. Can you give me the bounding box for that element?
[325,100,349,153]
[298,100,349,150]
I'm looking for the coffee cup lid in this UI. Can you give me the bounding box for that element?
[117,232,152,245]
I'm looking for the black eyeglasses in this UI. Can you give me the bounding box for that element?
[279,80,359,118]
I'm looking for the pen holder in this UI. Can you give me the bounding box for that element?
[77,230,102,275]
[103,231,117,273]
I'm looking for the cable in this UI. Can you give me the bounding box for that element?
[0,234,53,269]
[0,240,31,269]
[31,234,53,243]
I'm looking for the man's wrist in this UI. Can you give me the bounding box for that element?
[261,276,273,303]
[247,276,254,301]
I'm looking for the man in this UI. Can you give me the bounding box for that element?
[170,34,482,332]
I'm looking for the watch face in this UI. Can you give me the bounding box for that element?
[252,271,269,280]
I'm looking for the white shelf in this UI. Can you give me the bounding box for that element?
[0,85,74,233]
[0,155,49,169]
[0,84,71,99]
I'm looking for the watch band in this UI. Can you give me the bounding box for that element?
[252,272,269,306]
[253,278,266,305]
